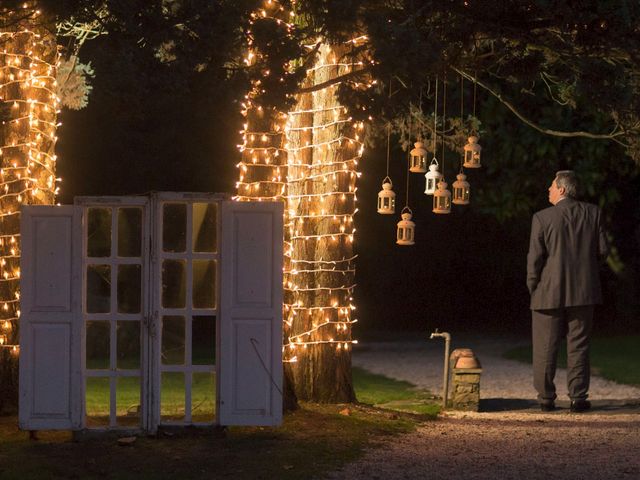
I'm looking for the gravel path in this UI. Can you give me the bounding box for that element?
[352,335,640,402]
[325,336,640,480]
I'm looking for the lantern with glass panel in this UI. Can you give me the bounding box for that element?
[409,141,428,173]
[424,159,443,195]
[377,177,396,214]
[452,172,470,205]
[463,136,482,168]
[433,180,452,214]
[396,208,415,245]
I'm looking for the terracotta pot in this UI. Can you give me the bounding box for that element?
[450,348,474,360]
[455,356,481,369]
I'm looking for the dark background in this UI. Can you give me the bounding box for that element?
[56,35,640,340]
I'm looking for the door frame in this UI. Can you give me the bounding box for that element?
[75,196,152,431]
[149,192,224,431]
[19,194,283,433]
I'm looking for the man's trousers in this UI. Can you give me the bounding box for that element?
[532,305,594,403]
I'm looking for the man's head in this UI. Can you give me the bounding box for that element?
[548,170,577,205]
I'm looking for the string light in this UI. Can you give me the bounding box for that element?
[235,1,371,362]
[0,8,61,355]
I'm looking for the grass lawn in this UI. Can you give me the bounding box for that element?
[352,367,440,416]
[0,368,438,480]
[504,335,640,386]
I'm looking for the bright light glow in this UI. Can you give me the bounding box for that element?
[235,1,372,358]
[0,20,60,353]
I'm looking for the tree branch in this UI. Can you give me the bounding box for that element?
[452,67,629,147]
[296,65,371,94]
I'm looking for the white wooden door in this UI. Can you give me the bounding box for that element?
[151,193,220,429]
[19,206,82,430]
[19,195,283,431]
[77,197,151,430]
[218,201,283,426]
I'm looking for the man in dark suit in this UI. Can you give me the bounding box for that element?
[527,170,609,413]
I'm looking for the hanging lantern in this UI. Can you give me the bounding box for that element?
[409,141,428,173]
[452,172,470,205]
[396,207,415,245]
[0,334,6,345]
[433,180,452,214]
[463,135,482,168]
[377,177,396,214]
[424,159,443,195]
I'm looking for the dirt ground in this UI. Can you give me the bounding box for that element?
[325,410,640,480]
[326,338,640,479]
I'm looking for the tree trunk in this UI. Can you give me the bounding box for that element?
[0,11,59,412]
[285,44,358,402]
[236,41,362,404]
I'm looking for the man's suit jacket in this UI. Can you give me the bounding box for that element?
[527,197,609,310]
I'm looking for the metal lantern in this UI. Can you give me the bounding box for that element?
[452,172,470,205]
[433,180,452,214]
[377,177,396,214]
[409,141,428,173]
[424,159,443,195]
[463,135,482,168]
[396,207,415,245]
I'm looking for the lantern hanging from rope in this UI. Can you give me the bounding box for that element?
[409,141,428,173]
[377,176,396,214]
[424,159,442,195]
[397,130,415,245]
[433,180,452,214]
[452,172,470,205]
[463,135,482,168]
[396,207,415,245]
[378,113,396,214]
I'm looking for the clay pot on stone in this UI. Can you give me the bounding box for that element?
[455,355,481,369]
[450,348,474,360]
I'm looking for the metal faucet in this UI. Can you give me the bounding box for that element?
[430,329,451,409]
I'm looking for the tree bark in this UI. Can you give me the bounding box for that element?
[237,42,360,404]
[0,11,58,412]
[285,44,357,402]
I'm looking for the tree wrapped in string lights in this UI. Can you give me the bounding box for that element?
[0,3,59,408]
[236,1,370,402]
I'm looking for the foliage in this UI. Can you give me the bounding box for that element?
[56,57,95,110]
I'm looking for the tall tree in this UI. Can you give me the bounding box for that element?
[0,3,60,411]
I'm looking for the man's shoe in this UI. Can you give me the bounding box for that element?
[540,402,556,412]
[570,400,591,413]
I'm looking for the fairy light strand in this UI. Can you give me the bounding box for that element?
[234,1,371,360]
[0,8,61,355]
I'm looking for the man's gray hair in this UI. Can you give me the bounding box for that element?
[555,170,578,198]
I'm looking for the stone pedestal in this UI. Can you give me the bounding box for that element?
[450,368,482,411]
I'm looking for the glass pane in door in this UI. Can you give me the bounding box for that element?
[86,321,110,369]
[87,208,111,257]
[162,316,185,365]
[192,260,216,309]
[163,203,186,252]
[117,321,141,369]
[85,377,110,427]
[86,265,111,313]
[118,208,142,257]
[161,372,185,422]
[116,377,141,427]
[117,265,141,313]
[192,316,215,365]
[192,372,215,422]
[162,260,186,308]
[192,203,216,252]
